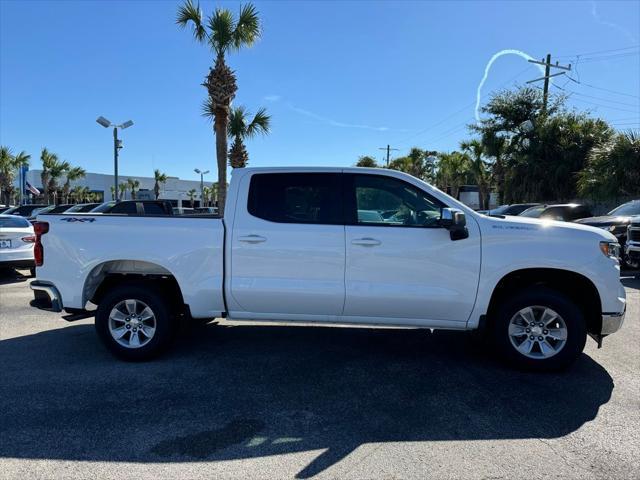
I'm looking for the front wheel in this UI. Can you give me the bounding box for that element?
[95,283,174,361]
[491,287,587,371]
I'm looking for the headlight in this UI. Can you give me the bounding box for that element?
[600,241,620,258]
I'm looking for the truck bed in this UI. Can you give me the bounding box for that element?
[35,214,225,318]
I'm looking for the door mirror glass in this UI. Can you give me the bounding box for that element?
[440,208,468,240]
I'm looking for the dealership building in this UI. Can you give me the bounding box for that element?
[18,169,214,207]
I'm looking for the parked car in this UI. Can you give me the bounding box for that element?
[519,204,593,222]
[30,167,625,371]
[574,200,640,267]
[89,200,173,215]
[484,203,541,216]
[0,214,35,274]
[2,204,47,217]
[0,205,16,214]
[625,217,640,270]
[64,203,101,214]
[26,203,74,221]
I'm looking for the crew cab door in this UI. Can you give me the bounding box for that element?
[342,173,481,326]
[228,172,346,320]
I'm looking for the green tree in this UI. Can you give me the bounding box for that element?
[127,178,140,200]
[435,151,470,199]
[577,130,640,200]
[62,166,86,203]
[177,0,261,213]
[356,156,378,168]
[118,182,129,201]
[187,188,197,207]
[203,104,270,168]
[153,169,168,200]
[473,87,612,202]
[460,139,491,210]
[109,185,116,201]
[387,148,438,182]
[0,147,30,205]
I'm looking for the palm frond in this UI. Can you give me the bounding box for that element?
[201,97,217,121]
[233,3,261,51]
[13,151,30,167]
[245,107,270,138]
[227,105,248,137]
[208,8,235,56]
[176,0,207,43]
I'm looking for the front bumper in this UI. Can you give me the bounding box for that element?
[601,308,626,335]
[30,281,62,312]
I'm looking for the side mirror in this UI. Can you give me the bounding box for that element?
[440,208,468,240]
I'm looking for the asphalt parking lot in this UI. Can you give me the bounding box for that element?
[0,268,639,480]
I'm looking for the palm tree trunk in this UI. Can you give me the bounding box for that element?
[214,109,228,213]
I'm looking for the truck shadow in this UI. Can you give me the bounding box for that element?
[0,323,613,478]
[0,268,31,285]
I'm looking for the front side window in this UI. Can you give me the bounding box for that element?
[347,174,444,227]
[248,173,343,225]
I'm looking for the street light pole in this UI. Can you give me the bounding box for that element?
[194,168,209,207]
[113,127,119,201]
[97,116,133,202]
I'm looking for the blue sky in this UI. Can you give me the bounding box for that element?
[1,0,639,182]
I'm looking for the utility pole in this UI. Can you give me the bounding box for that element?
[378,144,399,167]
[526,54,572,114]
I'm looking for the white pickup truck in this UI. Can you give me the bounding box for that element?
[30,167,626,370]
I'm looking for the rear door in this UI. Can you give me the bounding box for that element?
[228,172,346,320]
[342,173,481,325]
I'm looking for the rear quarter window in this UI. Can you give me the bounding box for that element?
[0,216,30,228]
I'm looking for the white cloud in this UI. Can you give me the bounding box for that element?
[287,103,389,131]
[590,1,637,43]
[263,95,281,102]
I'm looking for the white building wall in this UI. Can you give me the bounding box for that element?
[22,170,214,205]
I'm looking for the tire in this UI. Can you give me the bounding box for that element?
[491,287,587,371]
[95,283,175,361]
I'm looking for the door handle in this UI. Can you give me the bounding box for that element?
[238,234,267,244]
[351,237,381,247]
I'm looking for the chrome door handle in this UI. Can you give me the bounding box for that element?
[238,234,267,244]
[351,237,381,246]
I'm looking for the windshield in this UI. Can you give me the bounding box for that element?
[90,202,116,213]
[0,215,31,228]
[608,202,640,216]
[519,206,546,218]
[488,205,509,215]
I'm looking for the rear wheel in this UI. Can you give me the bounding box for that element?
[95,284,174,361]
[491,287,587,371]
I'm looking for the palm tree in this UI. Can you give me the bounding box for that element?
[71,185,84,203]
[127,178,140,200]
[153,169,168,200]
[109,186,116,201]
[118,182,129,201]
[460,139,491,210]
[436,151,470,199]
[62,166,86,203]
[204,104,270,168]
[187,188,197,207]
[0,147,30,205]
[201,185,212,206]
[40,148,59,204]
[177,0,261,213]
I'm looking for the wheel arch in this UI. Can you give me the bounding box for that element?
[83,260,187,314]
[485,268,602,335]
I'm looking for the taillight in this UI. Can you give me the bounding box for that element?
[33,221,49,266]
[22,236,36,243]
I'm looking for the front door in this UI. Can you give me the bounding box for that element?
[342,173,481,325]
[229,172,346,320]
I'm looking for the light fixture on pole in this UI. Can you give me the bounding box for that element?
[96,116,134,201]
[194,168,210,206]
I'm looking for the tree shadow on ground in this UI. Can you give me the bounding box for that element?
[0,322,613,478]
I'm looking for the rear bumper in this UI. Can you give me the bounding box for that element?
[30,281,62,312]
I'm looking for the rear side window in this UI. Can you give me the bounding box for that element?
[142,203,167,215]
[110,202,138,214]
[248,173,343,224]
[0,216,30,228]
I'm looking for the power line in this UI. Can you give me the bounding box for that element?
[556,45,639,58]
[565,96,640,113]
[526,54,572,113]
[394,65,534,148]
[557,88,639,107]
[566,76,640,99]
[578,52,639,64]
